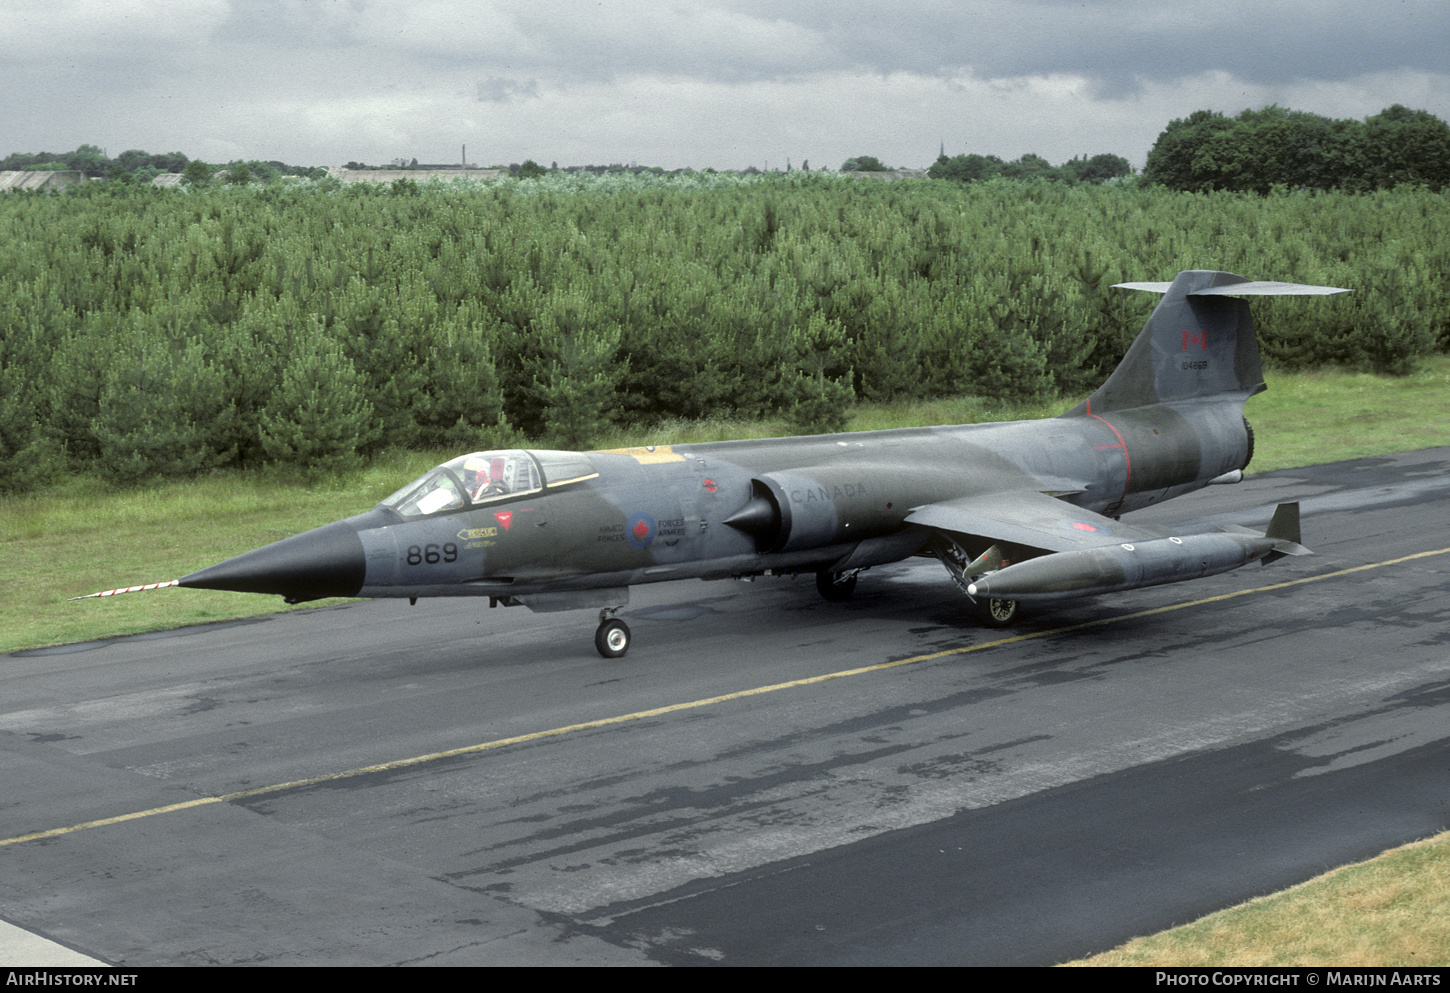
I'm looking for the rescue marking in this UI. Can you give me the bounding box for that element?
[10,545,1447,850]
[457,527,499,541]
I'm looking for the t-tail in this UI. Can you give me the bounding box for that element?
[1064,270,1351,416]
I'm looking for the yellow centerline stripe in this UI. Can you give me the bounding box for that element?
[5,546,1447,848]
[0,798,225,846]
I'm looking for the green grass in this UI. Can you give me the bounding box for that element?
[1244,356,1450,472]
[3,359,1447,656]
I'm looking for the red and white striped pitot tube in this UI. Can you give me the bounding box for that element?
[69,580,180,600]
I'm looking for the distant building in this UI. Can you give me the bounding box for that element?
[388,159,480,170]
[326,167,508,184]
[839,168,929,182]
[0,170,85,191]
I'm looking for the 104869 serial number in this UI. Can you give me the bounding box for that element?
[406,543,458,565]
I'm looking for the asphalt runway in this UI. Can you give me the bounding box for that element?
[3,448,1448,966]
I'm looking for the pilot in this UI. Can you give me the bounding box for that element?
[468,466,500,501]
[461,455,507,502]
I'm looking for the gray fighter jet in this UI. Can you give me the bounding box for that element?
[79,270,1347,657]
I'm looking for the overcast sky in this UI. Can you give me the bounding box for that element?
[3,0,1447,171]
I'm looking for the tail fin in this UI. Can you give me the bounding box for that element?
[1262,500,1311,563]
[1221,500,1312,563]
[1063,270,1350,416]
[1264,501,1302,546]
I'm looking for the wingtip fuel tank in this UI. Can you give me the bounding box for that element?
[965,504,1310,603]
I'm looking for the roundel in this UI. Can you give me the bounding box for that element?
[626,511,657,549]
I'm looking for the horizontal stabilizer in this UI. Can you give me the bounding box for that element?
[1113,280,1351,296]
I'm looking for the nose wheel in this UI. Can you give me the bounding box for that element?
[595,612,631,658]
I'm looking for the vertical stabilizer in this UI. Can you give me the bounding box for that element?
[1063,270,1349,417]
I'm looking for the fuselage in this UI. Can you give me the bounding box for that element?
[179,394,1254,606]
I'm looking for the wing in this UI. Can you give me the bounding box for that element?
[905,490,1163,553]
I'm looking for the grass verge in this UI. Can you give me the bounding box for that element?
[1065,832,1450,966]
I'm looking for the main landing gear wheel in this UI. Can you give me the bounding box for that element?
[816,570,857,602]
[976,596,1020,628]
[595,617,631,658]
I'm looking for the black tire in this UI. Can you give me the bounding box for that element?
[976,597,1020,628]
[816,570,857,602]
[595,618,631,658]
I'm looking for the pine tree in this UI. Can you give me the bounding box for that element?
[786,312,854,434]
[89,334,240,483]
[0,315,51,491]
[258,331,379,474]
[413,315,513,450]
[525,309,624,450]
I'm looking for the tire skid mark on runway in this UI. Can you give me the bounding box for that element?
[4,545,1448,850]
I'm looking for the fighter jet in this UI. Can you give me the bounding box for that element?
[78,270,1346,657]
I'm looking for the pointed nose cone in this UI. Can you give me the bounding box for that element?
[179,519,366,602]
[723,495,777,537]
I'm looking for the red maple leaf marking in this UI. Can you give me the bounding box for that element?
[703,479,717,493]
[633,519,651,539]
[494,511,513,530]
[1072,522,1098,531]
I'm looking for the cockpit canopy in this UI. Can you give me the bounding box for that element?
[379,450,597,518]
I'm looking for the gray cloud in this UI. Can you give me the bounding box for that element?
[0,0,1444,170]
[195,1,1450,91]
[711,1,1450,90]
[478,77,540,103]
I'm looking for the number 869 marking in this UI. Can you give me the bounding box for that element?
[406,543,458,565]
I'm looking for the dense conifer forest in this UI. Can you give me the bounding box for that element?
[1,171,1445,492]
